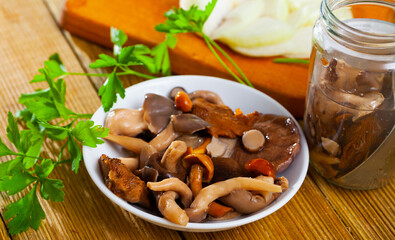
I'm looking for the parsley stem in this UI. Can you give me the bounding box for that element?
[55,158,71,166]
[204,33,253,88]
[17,153,45,161]
[118,66,156,79]
[273,58,310,64]
[202,35,247,86]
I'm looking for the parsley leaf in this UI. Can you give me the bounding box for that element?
[98,69,125,112]
[151,34,177,75]
[4,183,45,235]
[35,159,55,179]
[0,163,36,195]
[6,112,22,151]
[89,54,118,68]
[39,178,65,202]
[71,120,109,148]
[68,136,82,173]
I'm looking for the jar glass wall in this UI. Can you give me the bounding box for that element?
[304,0,395,190]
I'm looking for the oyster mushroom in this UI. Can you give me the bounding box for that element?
[143,93,180,134]
[218,176,286,215]
[185,176,282,222]
[171,114,210,134]
[104,108,147,136]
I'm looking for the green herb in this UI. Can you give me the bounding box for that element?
[273,58,310,64]
[32,28,175,112]
[155,0,253,87]
[0,55,108,235]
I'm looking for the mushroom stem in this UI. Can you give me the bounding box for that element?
[147,178,193,208]
[190,164,203,197]
[160,140,187,172]
[119,157,139,171]
[158,191,189,226]
[104,134,149,154]
[149,122,179,152]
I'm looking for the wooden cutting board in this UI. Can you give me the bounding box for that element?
[59,0,307,117]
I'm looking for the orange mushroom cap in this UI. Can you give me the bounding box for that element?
[182,153,214,182]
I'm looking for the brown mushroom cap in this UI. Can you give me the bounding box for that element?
[182,154,214,182]
[171,114,210,134]
[143,93,180,134]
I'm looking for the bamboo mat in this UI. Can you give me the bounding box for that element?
[0,0,394,239]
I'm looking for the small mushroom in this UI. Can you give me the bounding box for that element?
[206,136,237,158]
[189,90,224,105]
[242,129,265,152]
[175,91,193,112]
[104,134,149,154]
[105,108,147,136]
[182,154,214,197]
[160,141,188,172]
[146,152,187,181]
[143,93,180,134]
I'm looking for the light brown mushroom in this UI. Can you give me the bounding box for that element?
[157,191,189,226]
[147,178,193,208]
[206,136,237,158]
[139,145,158,168]
[242,129,265,152]
[104,108,147,136]
[119,157,139,171]
[185,177,282,222]
[171,114,210,134]
[189,90,224,105]
[321,137,340,156]
[160,141,188,172]
[104,134,149,154]
[149,122,180,152]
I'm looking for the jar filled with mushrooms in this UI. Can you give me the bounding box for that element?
[304,0,395,189]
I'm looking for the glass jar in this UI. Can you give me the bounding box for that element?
[304,0,395,189]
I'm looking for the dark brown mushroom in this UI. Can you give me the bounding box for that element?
[171,114,210,134]
[231,114,301,173]
[142,93,180,134]
[169,86,187,100]
[146,152,187,181]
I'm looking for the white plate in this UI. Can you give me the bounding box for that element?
[83,75,309,232]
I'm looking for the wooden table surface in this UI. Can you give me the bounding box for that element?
[0,0,394,239]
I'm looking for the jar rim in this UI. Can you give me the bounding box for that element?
[321,0,395,53]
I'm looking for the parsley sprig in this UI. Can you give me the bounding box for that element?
[32,28,176,112]
[155,0,253,87]
[0,57,108,235]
